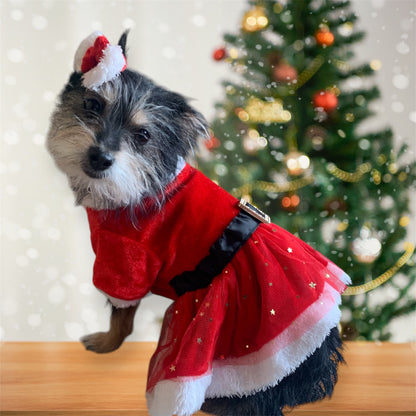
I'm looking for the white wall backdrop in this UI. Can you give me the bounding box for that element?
[1,0,415,343]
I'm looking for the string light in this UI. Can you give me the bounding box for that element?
[243,97,291,123]
[242,6,269,32]
[284,151,310,176]
[370,59,382,71]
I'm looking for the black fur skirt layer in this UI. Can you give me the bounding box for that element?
[201,327,344,416]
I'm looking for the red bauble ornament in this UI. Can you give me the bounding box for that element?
[205,135,221,150]
[313,90,338,112]
[272,63,298,83]
[315,28,335,47]
[213,47,227,61]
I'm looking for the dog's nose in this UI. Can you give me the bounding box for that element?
[88,146,114,171]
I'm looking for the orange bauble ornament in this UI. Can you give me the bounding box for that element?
[315,27,335,47]
[313,90,338,112]
[282,194,300,211]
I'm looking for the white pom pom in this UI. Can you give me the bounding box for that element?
[73,31,103,72]
[82,44,126,90]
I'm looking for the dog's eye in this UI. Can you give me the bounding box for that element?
[83,98,103,114]
[134,128,151,144]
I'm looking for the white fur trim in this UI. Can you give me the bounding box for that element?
[82,44,126,90]
[206,284,342,398]
[175,157,186,176]
[73,31,103,72]
[146,283,343,415]
[166,157,187,185]
[147,373,212,416]
[105,293,141,309]
[327,261,352,285]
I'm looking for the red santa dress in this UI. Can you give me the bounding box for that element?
[86,163,350,416]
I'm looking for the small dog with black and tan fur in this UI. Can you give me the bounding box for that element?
[47,31,350,416]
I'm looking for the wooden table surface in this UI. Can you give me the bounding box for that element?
[0,341,415,416]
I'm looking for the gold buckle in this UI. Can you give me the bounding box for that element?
[238,198,271,224]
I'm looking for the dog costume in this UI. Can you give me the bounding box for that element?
[87,162,350,416]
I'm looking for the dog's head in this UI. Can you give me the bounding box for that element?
[47,31,208,210]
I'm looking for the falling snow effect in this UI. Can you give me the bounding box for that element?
[0,0,414,342]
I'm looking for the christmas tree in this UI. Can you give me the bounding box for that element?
[199,0,416,341]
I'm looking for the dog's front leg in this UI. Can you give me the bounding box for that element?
[81,303,139,353]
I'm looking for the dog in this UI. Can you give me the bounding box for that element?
[47,31,350,416]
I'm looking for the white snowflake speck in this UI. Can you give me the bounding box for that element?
[391,101,404,113]
[54,40,68,51]
[32,133,45,146]
[32,15,48,30]
[8,161,21,174]
[18,228,32,240]
[45,266,59,281]
[2,298,18,316]
[10,9,24,21]
[91,21,103,31]
[62,273,77,286]
[396,41,410,55]
[371,0,385,9]
[26,248,39,259]
[7,48,23,63]
[47,227,61,241]
[16,255,29,267]
[43,91,55,102]
[162,46,176,60]
[28,314,42,327]
[48,283,66,304]
[122,17,136,29]
[79,283,93,295]
[157,22,170,33]
[191,14,206,27]
[81,308,98,323]
[3,130,20,145]
[65,322,84,340]
[392,74,409,90]
[5,75,17,86]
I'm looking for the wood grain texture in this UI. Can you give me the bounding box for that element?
[1,341,415,415]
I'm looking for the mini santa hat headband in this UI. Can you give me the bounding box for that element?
[74,31,127,90]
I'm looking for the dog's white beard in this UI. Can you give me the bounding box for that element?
[76,152,185,211]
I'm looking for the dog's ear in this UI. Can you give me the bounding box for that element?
[169,91,210,152]
[63,72,83,93]
[150,87,209,156]
[181,104,210,150]
[118,30,129,58]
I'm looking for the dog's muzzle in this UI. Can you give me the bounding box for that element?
[84,146,114,177]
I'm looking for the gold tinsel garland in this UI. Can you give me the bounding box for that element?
[231,161,372,197]
[343,243,415,296]
[290,55,325,91]
[232,175,314,197]
[326,162,371,182]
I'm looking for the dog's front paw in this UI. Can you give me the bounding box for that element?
[81,332,122,354]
